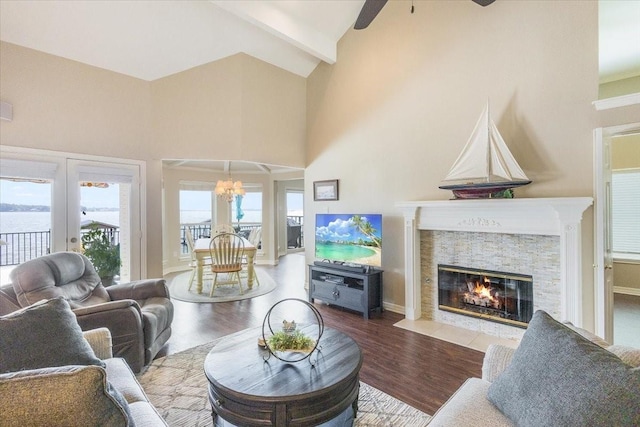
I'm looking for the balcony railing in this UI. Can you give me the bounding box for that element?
[1,218,303,265]
[179,216,303,254]
[0,231,51,266]
[0,228,120,266]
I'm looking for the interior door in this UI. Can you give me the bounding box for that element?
[594,122,640,342]
[67,159,142,282]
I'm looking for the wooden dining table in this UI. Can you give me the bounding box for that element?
[193,237,257,294]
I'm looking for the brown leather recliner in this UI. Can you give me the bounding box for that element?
[4,252,173,373]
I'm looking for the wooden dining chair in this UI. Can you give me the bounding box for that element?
[208,232,245,297]
[211,223,236,237]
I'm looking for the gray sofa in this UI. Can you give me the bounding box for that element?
[429,311,640,426]
[1,297,167,425]
[0,251,173,372]
[0,326,167,426]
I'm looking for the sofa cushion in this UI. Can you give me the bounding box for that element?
[429,378,513,427]
[0,297,104,373]
[0,364,133,427]
[487,310,640,427]
[104,358,149,404]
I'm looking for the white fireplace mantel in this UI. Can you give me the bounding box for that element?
[396,197,593,326]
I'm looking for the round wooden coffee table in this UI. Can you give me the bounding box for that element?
[204,326,363,426]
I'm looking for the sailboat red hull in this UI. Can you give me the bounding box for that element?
[439,180,531,199]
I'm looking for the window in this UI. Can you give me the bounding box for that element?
[180,190,212,225]
[612,169,640,259]
[234,187,262,225]
[179,181,215,253]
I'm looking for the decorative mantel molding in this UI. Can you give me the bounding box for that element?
[396,198,593,325]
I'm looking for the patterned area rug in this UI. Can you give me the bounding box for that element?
[138,337,432,426]
[167,268,276,303]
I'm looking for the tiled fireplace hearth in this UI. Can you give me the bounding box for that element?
[397,198,593,340]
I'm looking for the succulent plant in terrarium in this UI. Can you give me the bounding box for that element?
[267,329,314,352]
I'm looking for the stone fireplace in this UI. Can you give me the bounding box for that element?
[397,198,592,339]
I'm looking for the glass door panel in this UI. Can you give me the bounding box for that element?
[0,154,65,279]
[67,159,141,283]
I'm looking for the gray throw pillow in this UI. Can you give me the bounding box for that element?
[0,365,133,427]
[487,310,640,427]
[0,297,104,374]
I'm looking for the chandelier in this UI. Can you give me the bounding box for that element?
[215,175,245,202]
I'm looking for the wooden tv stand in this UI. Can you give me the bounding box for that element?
[309,263,383,319]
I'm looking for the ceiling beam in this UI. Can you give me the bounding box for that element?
[210,0,337,64]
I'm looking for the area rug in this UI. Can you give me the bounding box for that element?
[138,337,432,427]
[168,268,276,303]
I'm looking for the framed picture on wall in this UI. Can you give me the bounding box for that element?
[313,180,339,201]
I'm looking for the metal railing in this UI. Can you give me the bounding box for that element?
[179,218,304,254]
[0,231,51,266]
[0,228,121,266]
[179,222,264,254]
[287,215,304,248]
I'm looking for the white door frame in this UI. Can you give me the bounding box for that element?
[67,159,143,281]
[0,145,146,279]
[593,122,640,342]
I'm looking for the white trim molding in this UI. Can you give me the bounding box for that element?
[396,198,593,325]
[614,286,640,297]
[593,92,640,111]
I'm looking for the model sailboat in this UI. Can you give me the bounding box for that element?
[439,102,531,199]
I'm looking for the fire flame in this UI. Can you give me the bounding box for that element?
[474,282,494,300]
[463,277,501,309]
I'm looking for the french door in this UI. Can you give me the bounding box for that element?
[0,147,144,280]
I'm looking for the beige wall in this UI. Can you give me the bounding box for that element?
[305,0,633,327]
[0,42,163,276]
[0,43,306,277]
[151,53,306,166]
[600,75,640,100]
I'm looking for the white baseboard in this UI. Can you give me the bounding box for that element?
[614,286,640,297]
[383,302,404,314]
[163,266,190,275]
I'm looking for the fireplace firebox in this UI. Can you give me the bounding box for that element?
[438,264,533,328]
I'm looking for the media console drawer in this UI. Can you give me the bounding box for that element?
[309,265,383,319]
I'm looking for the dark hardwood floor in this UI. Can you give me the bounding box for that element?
[157,252,484,416]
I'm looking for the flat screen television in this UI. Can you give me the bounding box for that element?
[315,213,382,267]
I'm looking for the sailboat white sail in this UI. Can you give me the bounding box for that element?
[439,102,531,199]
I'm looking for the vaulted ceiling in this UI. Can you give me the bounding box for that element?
[1,1,638,82]
[2,1,638,174]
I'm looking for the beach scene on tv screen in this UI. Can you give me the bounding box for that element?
[315,214,382,266]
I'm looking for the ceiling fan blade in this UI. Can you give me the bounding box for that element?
[354,0,388,30]
[472,0,496,6]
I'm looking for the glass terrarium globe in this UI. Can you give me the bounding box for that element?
[261,298,324,363]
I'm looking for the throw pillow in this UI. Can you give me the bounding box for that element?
[0,365,133,427]
[0,297,104,374]
[487,310,640,427]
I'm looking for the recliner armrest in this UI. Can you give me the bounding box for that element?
[72,299,140,316]
[106,279,169,301]
[72,301,145,373]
